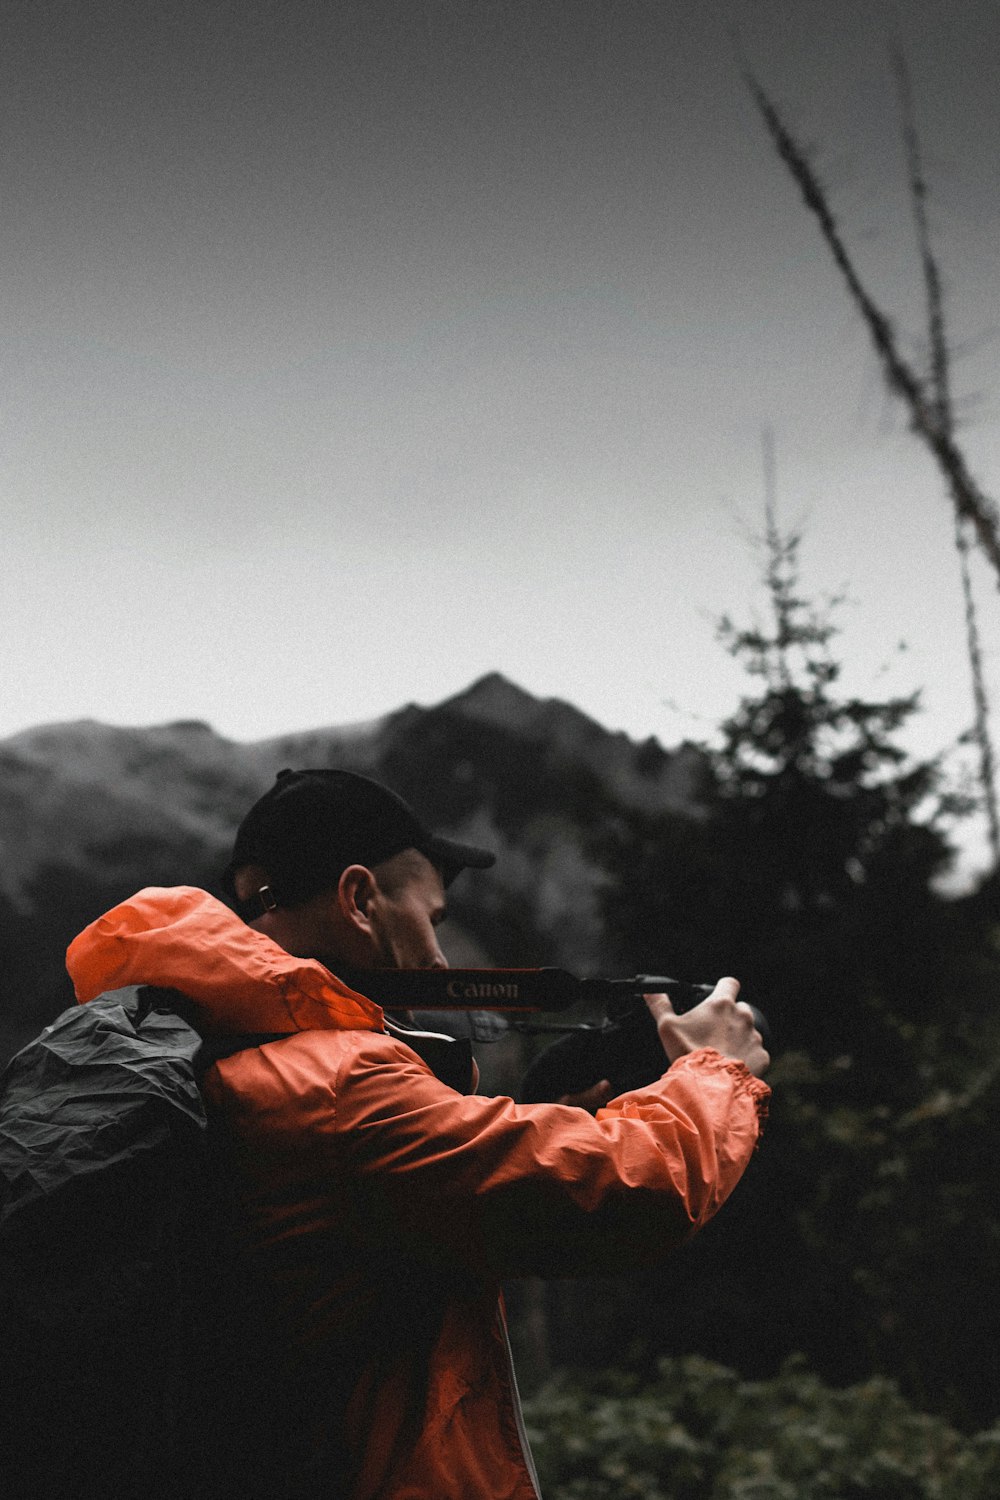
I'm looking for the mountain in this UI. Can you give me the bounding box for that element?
[0,675,707,1061]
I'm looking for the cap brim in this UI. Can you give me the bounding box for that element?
[422,834,496,885]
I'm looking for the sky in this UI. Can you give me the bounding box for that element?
[2,0,999,874]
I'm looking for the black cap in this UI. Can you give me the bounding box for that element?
[223,768,495,907]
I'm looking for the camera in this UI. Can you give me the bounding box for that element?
[343,968,769,1103]
[518,980,771,1102]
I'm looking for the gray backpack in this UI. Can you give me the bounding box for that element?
[0,988,262,1499]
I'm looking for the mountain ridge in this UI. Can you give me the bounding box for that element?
[0,673,708,1059]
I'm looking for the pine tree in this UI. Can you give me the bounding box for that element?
[710,515,956,1062]
[605,513,959,1068]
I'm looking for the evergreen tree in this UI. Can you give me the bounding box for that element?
[713,515,958,1061]
[606,516,959,1071]
[583,520,1000,1414]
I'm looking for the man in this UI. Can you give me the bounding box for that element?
[66,768,769,1500]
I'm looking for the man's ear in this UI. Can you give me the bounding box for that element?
[337,865,379,935]
[233,863,271,903]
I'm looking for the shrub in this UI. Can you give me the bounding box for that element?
[522,1355,1000,1499]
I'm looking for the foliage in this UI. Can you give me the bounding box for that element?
[514,1015,1000,1430]
[523,1354,1000,1500]
[755,1040,1000,1425]
[602,520,970,1065]
[554,518,1000,1428]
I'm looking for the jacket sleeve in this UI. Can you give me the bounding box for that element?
[327,1035,768,1278]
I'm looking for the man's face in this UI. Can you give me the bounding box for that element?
[366,850,449,970]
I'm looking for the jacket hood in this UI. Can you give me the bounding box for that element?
[66,885,384,1037]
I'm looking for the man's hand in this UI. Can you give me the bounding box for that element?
[646,977,770,1078]
[557,1079,614,1113]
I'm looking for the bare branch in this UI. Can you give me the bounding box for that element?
[894,46,1000,863]
[761,426,793,690]
[893,46,951,425]
[746,71,1000,587]
[955,514,1000,861]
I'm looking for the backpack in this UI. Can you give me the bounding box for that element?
[0,986,265,1499]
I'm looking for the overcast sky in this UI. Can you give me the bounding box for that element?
[2,0,998,872]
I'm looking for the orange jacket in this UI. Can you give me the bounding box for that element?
[68,887,769,1500]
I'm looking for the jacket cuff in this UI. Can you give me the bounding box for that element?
[672,1047,771,1128]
